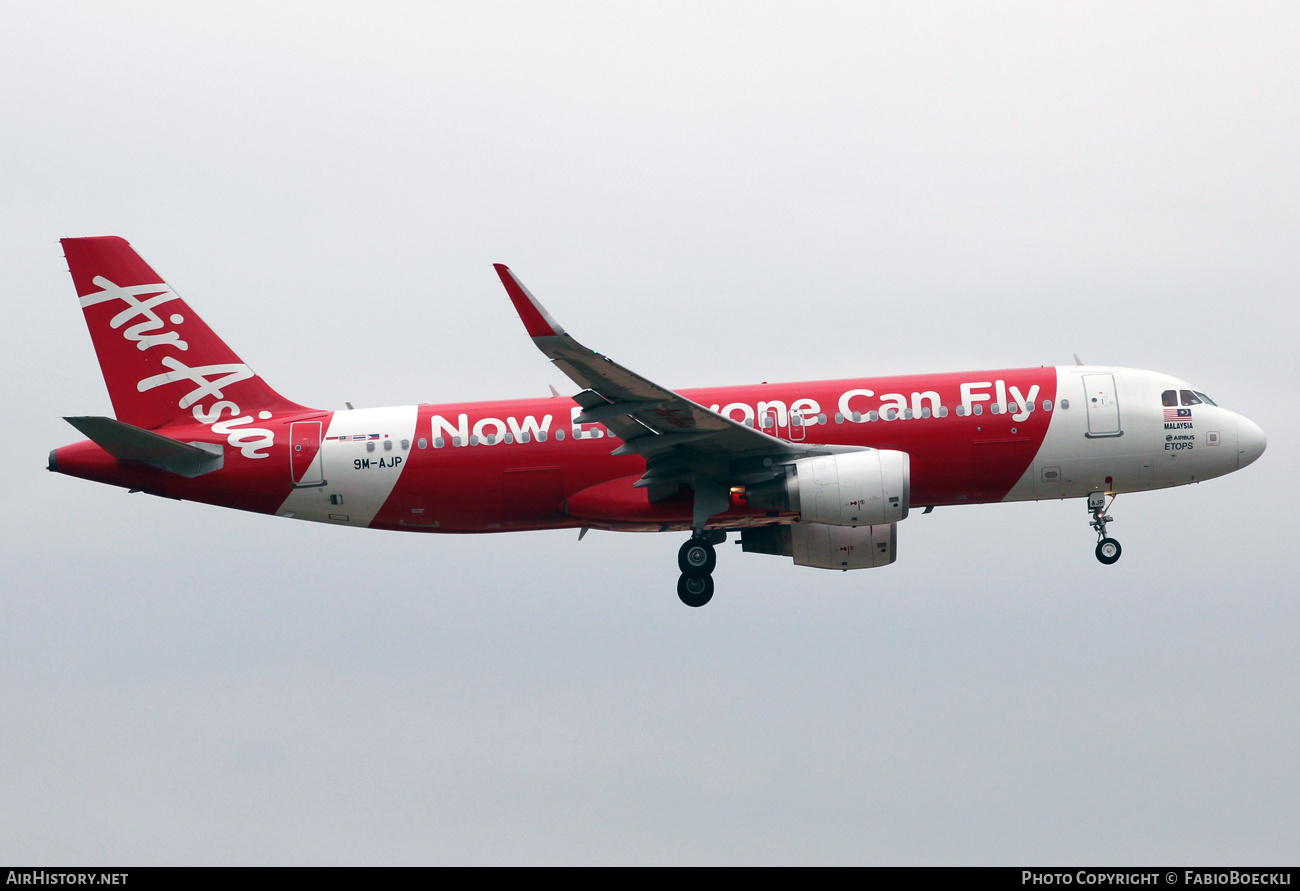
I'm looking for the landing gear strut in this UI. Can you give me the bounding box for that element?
[677,532,722,607]
[1088,492,1122,565]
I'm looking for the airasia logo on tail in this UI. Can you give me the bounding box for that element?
[79,276,190,351]
[81,276,275,459]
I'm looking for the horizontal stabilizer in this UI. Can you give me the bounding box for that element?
[64,416,224,478]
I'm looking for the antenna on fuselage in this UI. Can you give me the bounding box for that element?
[1073,353,1085,366]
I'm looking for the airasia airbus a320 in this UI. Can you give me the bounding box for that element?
[50,237,1266,606]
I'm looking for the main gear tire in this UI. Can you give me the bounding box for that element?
[678,538,717,578]
[677,573,714,607]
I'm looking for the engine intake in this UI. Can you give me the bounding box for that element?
[745,449,910,526]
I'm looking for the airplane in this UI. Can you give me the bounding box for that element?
[49,236,1267,607]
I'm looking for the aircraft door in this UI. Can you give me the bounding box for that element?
[290,421,326,487]
[502,466,564,525]
[758,407,807,442]
[758,407,781,439]
[788,408,807,442]
[1082,373,1123,438]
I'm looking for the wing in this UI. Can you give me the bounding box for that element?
[493,264,825,519]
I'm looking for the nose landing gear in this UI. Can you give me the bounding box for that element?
[677,532,721,607]
[1088,491,1122,565]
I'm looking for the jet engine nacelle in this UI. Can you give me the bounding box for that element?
[745,449,911,526]
[740,522,897,570]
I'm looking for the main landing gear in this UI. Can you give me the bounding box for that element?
[1088,491,1122,565]
[677,533,721,607]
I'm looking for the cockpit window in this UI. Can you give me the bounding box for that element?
[1194,391,1217,406]
[1161,390,1178,407]
[1180,390,1202,406]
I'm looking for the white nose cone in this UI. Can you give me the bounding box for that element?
[1237,417,1267,469]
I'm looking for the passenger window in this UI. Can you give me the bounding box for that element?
[1162,390,1178,407]
[1180,390,1202,406]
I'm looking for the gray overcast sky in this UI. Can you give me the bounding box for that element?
[2,1,1297,865]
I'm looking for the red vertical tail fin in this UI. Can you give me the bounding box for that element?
[61,236,310,429]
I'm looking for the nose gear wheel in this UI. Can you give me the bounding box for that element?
[1096,538,1122,564]
[1087,492,1122,565]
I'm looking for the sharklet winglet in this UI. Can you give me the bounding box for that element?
[494,264,566,339]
